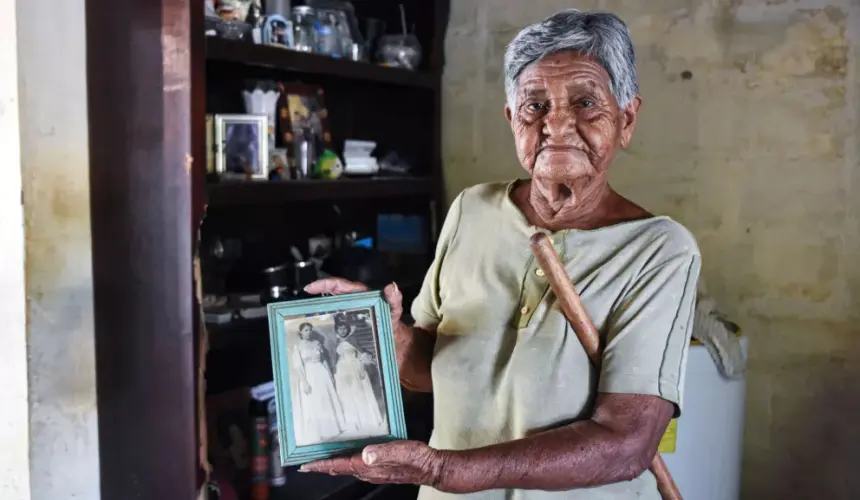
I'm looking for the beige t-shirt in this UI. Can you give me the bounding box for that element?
[412,181,701,500]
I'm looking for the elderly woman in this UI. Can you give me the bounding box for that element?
[302,9,700,499]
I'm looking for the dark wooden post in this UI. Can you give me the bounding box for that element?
[86,0,197,498]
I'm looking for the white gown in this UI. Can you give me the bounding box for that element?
[291,338,345,446]
[334,342,387,437]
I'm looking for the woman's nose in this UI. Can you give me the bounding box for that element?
[542,105,576,137]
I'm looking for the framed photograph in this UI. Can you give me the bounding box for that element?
[269,148,289,180]
[214,113,269,179]
[277,83,332,173]
[267,291,407,466]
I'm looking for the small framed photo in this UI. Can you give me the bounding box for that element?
[277,83,332,172]
[267,291,407,466]
[269,148,289,180]
[214,113,269,179]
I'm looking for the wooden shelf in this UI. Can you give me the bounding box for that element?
[206,177,434,205]
[206,37,437,90]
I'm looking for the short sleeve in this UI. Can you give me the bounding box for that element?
[598,252,701,415]
[410,192,465,329]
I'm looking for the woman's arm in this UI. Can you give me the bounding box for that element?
[300,392,674,492]
[436,393,673,493]
[394,322,436,393]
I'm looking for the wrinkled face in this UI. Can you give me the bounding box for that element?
[506,50,640,215]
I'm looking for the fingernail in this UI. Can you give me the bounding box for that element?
[363,450,377,465]
[299,466,308,472]
[303,285,311,292]
[392,282,399,293]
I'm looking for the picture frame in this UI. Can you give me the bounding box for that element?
[205,114,215,174]
[277,83,333,174]
[267,291,407,466]
[214,113,269,179]
[269,148,289,180]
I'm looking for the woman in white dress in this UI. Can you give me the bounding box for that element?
[333,336,387,436]
[290,322,345,446]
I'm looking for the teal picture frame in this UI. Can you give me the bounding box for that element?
[267,291,407,466]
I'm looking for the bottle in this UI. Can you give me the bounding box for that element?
[249,399,270,500]
[268,398,287,487]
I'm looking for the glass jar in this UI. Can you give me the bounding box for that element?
[290,6,317,53]
[315,9,344,58]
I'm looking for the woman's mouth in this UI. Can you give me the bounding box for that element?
[539,145,579,153]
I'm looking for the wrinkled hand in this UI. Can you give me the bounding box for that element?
[304,278,404,326]
[299,441,449,489]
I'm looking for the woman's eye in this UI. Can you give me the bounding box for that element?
[577,99,595,109]
[526,102,546,112]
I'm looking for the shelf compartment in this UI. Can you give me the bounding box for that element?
[206,177,435,205]
[206,37,437,90]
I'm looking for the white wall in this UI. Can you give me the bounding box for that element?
[15,0,100,497]
[0,0,32,498]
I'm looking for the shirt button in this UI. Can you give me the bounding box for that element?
[535,268,545,277]
[520,305,530,315]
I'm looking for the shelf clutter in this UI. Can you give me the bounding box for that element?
[198,2,445,499]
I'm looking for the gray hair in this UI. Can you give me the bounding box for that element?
[504,10,638,109]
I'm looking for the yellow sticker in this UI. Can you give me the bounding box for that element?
[658,419,678,454]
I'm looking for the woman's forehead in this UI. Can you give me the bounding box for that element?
[518,54,610,91]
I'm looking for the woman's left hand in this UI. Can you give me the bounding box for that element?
[299,440,447,489]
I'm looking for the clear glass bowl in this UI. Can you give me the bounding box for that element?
[375,34,422,70]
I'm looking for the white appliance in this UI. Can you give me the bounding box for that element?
[661,338,747,500]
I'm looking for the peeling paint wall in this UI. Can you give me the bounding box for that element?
[444,0,860,497]
[0,0,31,498]
[16,0,100,497]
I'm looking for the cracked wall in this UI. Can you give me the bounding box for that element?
[443,0,860,497]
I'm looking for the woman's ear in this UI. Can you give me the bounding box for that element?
[619,95,642,149]
[505,104,513,124]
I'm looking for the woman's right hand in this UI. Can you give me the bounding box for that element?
[302,381,312,395]
[304,278,404,327]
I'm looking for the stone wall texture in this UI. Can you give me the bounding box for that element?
[442,1,860,498]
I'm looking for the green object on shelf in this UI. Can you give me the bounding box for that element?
[314,149,344,180]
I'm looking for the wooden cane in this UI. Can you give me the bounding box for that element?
[530,233,683,500]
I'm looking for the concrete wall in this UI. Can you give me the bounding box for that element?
[444,0,860,498]
[15,0,101,497]
[0,1,32,498]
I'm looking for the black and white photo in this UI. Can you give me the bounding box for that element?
[283,308,389,447]
[267,291,406,465]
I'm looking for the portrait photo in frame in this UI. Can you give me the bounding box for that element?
[214,113,269,179]
[277,83,332,174]
[267,291,407,466]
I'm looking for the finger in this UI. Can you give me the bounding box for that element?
[383,282,403,323]
[300,456,360,474]
[363,441,419,467]
[304,278,369,296]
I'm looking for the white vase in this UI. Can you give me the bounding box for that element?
[243,89,280,152]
